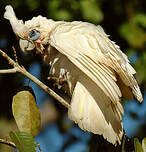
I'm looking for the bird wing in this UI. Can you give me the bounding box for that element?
[68,78,123,145]
[49,21,142,103]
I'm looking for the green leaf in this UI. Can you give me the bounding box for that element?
[25,0,39,11]
[133,14,146,28]
[48,0,60,11]
[134,52,146,81]
[134,138,144,152]
[9,131,36,152]
[47,0,61,18]
[80,0,103,23]
[48,0,72,20]
[12,89,41,137]
[54,9,72,21]
[9,131,24,152]
[142,138,146,152]
[121,137,125,152]
[120,23,146,48]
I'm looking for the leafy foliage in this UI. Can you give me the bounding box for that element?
[9,131,36,152]
[80,0,103,23]
[134,138,144,152]
[142,138,146,152]
[134,137,146,152]
[12,88,40,137]
[120,13,146,48]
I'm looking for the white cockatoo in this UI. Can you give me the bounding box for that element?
[4,5,143,145]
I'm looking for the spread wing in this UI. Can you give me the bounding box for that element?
[49,21,143,103]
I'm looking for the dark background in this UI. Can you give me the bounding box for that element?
[0,0,146,151]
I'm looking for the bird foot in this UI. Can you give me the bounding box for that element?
[47,76,67,89]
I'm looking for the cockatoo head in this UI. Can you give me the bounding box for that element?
[4,5,56,54]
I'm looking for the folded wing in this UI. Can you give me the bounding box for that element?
[49,21,142,103]
[49,21,143,144]
[68,77,123,145]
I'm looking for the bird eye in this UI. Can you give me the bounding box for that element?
[29,29,40,41]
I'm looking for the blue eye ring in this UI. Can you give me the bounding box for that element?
[29,29,40,41]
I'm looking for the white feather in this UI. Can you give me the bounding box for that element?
[49,21,143,102]
[4,6,143,145]
[68,76,123,145]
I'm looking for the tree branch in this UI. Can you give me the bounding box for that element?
[0,138,16,148]
[0,49,70,109]
[0,67,18,73]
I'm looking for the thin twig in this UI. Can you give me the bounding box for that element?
[0,49,17,67]
[19,66,70,108]
[36,143,42,152]
[12,46,18,63]
[0,138,16,148]
[0,67,18,73]
[0,49,70,109]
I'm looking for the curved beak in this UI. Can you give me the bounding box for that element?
[19,39,35,52]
